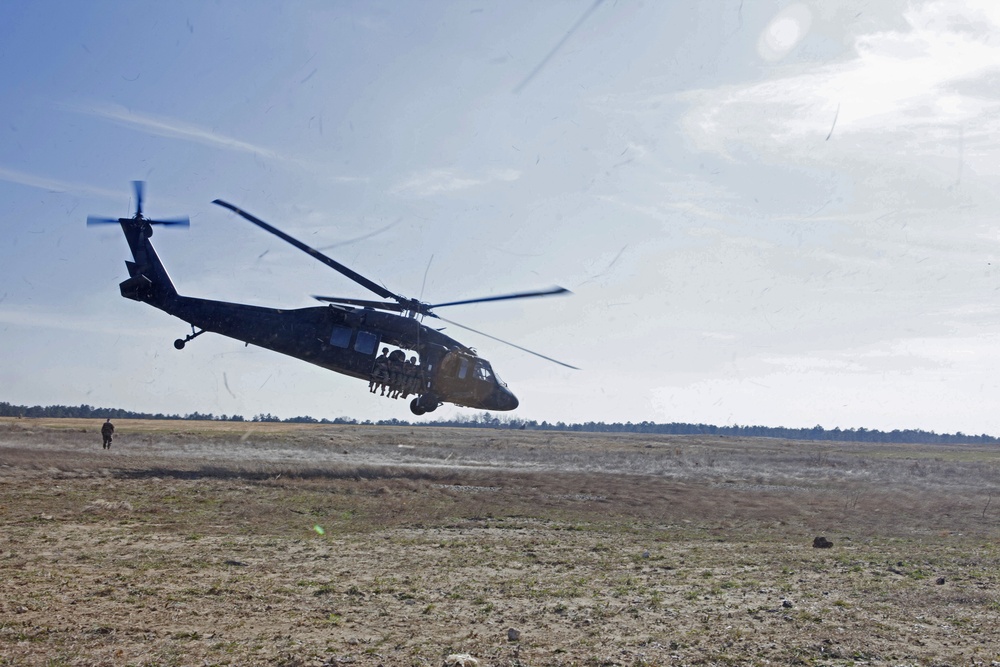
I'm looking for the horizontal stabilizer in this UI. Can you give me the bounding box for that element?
[119,274,154,301]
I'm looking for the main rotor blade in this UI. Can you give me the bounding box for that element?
[213,199,400,302]
[86,216,122,226]
[432,314,580,370]
[313,296,405,312]
[132,180,145,215]
[429,286,570,309]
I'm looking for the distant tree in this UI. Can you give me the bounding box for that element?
[285,415,319,423]
[3,400,999,445]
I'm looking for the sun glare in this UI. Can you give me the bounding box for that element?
[758,3,812,62]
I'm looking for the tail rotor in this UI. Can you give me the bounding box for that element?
[87,181,190,229]
[133,180,145,218]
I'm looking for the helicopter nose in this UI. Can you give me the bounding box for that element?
[491,386,519,411]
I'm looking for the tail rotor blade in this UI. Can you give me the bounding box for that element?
[148,216,190,227]
[89,181,190,231]
[86,216,121,226]
[132,180,145,215]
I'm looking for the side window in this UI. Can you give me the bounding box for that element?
[354,330,379,356]
[329,325,352,348]
[475,362,493,382]
[458,357,469,379]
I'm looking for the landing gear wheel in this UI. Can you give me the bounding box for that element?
[174,326,205,350]
[409,398,426,416]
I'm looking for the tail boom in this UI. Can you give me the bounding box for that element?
[118,220,178,306]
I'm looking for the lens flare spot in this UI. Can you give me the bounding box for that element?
[758,3,812,62]
[313,524,325,535]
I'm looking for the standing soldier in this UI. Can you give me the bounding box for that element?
[101,418,115,450]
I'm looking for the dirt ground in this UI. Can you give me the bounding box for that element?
[1,417,999,666]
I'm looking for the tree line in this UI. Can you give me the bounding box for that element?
[0,400,995,445]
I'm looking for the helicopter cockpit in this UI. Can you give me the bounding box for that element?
[434,349,518,411]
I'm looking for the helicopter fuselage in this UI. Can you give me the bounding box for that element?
[115,217,519,414]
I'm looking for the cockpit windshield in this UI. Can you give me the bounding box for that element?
[474,361,494,382]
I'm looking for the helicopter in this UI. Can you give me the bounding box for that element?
[88,182,576,415]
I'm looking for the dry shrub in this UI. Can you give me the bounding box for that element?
[83,498,133,513]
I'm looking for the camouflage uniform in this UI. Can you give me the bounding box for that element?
[371,348,390,394]
[101,419,115,449]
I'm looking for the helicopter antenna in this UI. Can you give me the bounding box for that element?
[316,217,403,251]
[419,254,434,302]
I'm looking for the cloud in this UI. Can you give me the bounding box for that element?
[328,175,371,184]
[679,0,1000,159]
[596,187,734,224]
[391,168,520,197]
[0,166,124,200]
[70,102,283,159]
[649,329,1000,432]
[0,305,148,336]
[67,102,372,184]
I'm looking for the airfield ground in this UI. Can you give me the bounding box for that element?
[1,417,999,666]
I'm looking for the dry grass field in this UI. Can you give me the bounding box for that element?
[1,417,999,666]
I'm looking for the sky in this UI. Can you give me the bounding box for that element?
[2,0,1000,434]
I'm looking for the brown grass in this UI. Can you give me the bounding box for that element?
[1,417,999,666]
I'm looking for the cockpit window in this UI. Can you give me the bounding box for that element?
[474,361,493,382]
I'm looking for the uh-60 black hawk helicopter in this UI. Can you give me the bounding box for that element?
[88,182,577,415]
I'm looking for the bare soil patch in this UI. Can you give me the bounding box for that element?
[1,418,999,666]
